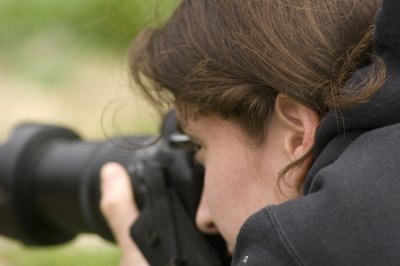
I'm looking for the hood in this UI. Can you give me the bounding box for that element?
[313,52,400,158]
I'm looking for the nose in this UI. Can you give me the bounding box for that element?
[195,192,218,234]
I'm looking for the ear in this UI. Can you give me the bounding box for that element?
[274,93,319,161]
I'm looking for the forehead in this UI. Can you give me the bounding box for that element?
[175,108,203,132]
[175,109,215,136]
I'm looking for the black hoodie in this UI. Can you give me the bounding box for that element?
[232,1,400,265]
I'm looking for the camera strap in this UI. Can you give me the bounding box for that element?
[130,162,224,266]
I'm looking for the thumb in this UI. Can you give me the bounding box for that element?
[100,162,138,243]
[99,162,149,266]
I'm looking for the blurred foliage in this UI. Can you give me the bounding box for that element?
[0,0,180,51]
[0,0,177,139]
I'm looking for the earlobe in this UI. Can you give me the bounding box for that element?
[274,93,319,161]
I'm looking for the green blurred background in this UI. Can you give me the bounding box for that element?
[0,0,179,265]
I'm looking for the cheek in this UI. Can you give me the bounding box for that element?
[204,153,250,202]
[200,145,290,247]
[202,153,258,244]
[203,165,244,208]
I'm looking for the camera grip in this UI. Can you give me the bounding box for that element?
[130,163,224,266]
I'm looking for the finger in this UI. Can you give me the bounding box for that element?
[100,162,138,243]
[99,162,149,266]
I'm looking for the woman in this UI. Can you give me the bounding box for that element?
[100,0,400,265]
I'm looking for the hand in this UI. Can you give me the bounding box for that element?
[100,162,149,266]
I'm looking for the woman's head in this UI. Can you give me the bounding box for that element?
[129,0,385,249]
[177,93,319,251]
[131,0,384,143]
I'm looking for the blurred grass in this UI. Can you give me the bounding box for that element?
[0,235,120,266]
[0,0,179,265]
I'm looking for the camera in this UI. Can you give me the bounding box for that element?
[0,111,203,245]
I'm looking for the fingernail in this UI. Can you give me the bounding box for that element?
[101,163,122,187]
[103,163,119,176]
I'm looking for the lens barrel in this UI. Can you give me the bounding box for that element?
[0,124,155,244]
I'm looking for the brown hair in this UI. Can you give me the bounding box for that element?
[129,0,385,189]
